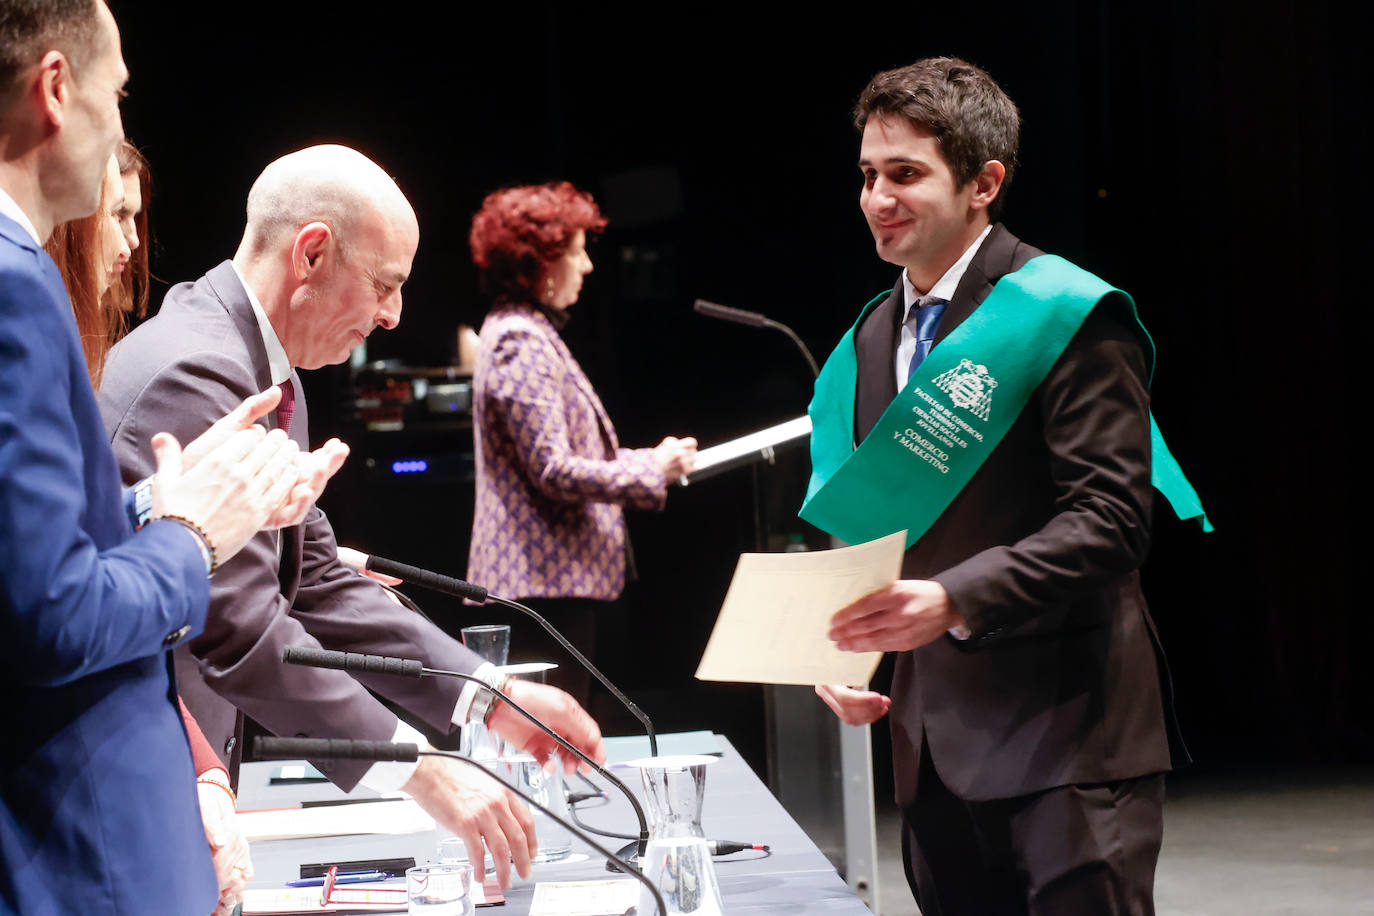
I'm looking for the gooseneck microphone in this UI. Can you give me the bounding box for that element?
[281,646,649,857]
[692,299,772,328]
[362,555,659,758]
[253,737,667,916]
[361,555,489,604]
[693,299,820,378]
[255,736,419,761]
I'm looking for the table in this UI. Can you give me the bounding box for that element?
[239,733,871,913]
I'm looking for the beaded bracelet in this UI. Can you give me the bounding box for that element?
[159,514,219,575]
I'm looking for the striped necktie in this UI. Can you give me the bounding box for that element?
[906,298,948,380]
[276,379,296,436]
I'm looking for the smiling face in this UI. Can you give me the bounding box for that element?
[858,114,989,292]
[537,229,592,311]
[293,203,419,370]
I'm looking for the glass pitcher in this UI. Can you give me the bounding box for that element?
[625,755,723,916]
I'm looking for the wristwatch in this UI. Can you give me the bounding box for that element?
[470,673,513,726]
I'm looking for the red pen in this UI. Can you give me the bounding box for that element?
[320,865,338,907]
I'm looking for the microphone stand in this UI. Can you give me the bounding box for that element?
[691,298,819,551]
[282,647,649,859]
[252,738,666,916]
[693,298,820,379]
[362,554,660,758]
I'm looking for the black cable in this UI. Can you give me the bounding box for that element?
[568,795,638,842]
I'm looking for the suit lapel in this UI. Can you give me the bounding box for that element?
[932,223,1021,348]
[853,286,903,443]
[205,261,277,397]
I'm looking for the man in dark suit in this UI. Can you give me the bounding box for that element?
[815,59,1183,915]
[1,3,325,912]
[100,144,607,888]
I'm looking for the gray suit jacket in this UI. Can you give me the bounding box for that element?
[853,226,1184,805]
[99,261,483,789]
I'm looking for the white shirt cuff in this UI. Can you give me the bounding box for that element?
[451,662,499,727]
[356,719,428,794]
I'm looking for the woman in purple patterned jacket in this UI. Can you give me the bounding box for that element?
[467,182,696,705]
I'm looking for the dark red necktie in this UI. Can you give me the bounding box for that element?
[276,379,295,436]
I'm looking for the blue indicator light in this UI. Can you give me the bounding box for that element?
[391,459,429,474]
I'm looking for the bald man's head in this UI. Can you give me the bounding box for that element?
[239,144,416,260]
[233,145,420,370]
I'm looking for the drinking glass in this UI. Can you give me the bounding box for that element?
[461,625,510,760]
[504,752,574,863]
[406,863,474,915]
[460,625,510,666]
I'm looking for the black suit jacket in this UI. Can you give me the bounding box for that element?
[99,262,484,789]
[854,225,1184,805]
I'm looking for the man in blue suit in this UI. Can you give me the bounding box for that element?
[0,4,337,913]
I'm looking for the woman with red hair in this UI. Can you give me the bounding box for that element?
[468,182,696,705]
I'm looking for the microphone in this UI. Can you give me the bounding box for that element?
[281,646,649,857]
[693,298,820,378]
[253,737,667,916]
[282,646,423,678]
[362,555,659,758]
[253,736,419,762]
[692,299,771,328]
[363,555,488,603]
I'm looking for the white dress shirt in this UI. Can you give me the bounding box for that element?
[893,224,993,391]
[0,187,43,246]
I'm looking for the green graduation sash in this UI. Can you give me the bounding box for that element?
[800,254,1211,549]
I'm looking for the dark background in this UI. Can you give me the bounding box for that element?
[113,1,1365,780]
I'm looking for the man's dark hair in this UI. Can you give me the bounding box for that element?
[0,0,102,111]
[854,57,1020,220]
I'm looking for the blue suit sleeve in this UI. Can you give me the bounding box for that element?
[0,261,208,688]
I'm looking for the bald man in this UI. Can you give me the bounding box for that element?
[99,145,606,888]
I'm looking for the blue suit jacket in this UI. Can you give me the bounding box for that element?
[0,213,218,915]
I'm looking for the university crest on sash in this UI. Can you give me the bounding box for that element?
[932,359,998,421]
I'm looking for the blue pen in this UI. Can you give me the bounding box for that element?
[285,870,390,887]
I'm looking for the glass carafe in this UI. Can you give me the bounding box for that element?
[503,752,574,863]
[626,755,723,916]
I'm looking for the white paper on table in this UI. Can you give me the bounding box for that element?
[529,879,639,916]
[694,530,906,686]
[241,876,489,914]
[241,883,406,913]
[237,798,435,842]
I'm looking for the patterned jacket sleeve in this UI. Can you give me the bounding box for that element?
[485,321,667,510]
